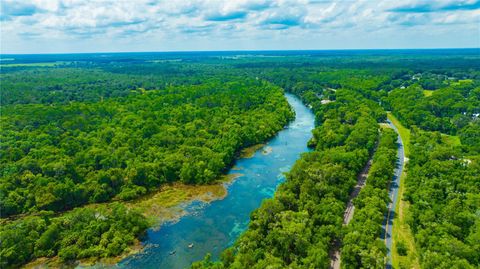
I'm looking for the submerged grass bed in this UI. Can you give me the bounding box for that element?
[127,173,243,224]
[239,144,265,158]
[22,173,243,269]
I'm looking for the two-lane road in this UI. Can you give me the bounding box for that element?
[381,119,405,269]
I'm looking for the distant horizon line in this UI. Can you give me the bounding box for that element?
[1,47,479,56]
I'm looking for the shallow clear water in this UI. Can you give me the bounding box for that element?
[103,93,313,269]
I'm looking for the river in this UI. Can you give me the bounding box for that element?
[110,93,314,269]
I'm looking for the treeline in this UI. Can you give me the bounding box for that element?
[190,56,479,269]
[386,80,480,137]
[403,128,479,268]
[0,63,212,105]
[192,88,383,268]
[257,62,479,153]
[341,128,398,268]
[1,79,294,218]
[0,78,294,267]
[2,52,479,269]
[0,203,148,268]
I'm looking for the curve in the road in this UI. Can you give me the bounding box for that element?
[381,119,405,269]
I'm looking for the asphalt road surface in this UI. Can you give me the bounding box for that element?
[381,119,405,269]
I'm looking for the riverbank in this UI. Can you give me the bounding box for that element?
[21,172,244,269]
[116,93,315,269]
[22,94,312,269]
[19,142,272,269]
[126,174,244,225]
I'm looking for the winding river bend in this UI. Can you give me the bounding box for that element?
[118,93,314,269]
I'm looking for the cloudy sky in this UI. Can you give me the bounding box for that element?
[1,0,479,54]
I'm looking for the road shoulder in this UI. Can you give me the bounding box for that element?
[387,113,420,269]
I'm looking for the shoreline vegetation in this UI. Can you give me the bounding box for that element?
[2,51,478,269]
[239,144,265,158]
[21,145,258,268]
[191,52,479,268]
[193,85,387,268]
[22,172,245,268]
[1,75,295,268]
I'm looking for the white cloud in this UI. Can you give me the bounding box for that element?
[1,0,479,53]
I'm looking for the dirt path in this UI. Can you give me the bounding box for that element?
[330,155,375,269]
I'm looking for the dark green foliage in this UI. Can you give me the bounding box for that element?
[193,89,381,268]
[396,241,408,256]
[193,54,480,269]
[341,128,398,269]
[386,80,479,135]
[458,121,480,153]
[0,66,294,268]
[404,129,480,268]
[0,203,148,269]
[0,64,211,105]
[2,52,479,269]
[1,80,293,217]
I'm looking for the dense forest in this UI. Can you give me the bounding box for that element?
[403,129,479,268]
[192,52,479,268]
[386,80,479,137]
[1,67,293,267]
[1,203,148,268]
[192,87,387,268]
[341,127,398,268]
[1,79,293,217]
[1,50,479,268]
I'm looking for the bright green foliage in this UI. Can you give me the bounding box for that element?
[341,128,398,268]
[0,70,293,268]
[0,203,148,269]
[193,89,381,268]
[192,53,479,269]
[1,80,294,217]
[386,81,479,135]
[2,52,480,269]
[403,129,480,268]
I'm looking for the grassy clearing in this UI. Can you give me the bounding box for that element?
[391,170,420,269]
[387,113,420,269]
[387,113,411,157]
[441,134,461,147]
[422,90,434,97]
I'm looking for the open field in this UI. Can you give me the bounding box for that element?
[387,113,411,156]
[441,134,461,146]
[423,90,434,97]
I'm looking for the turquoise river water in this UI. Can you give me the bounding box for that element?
[92,93,314,269]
